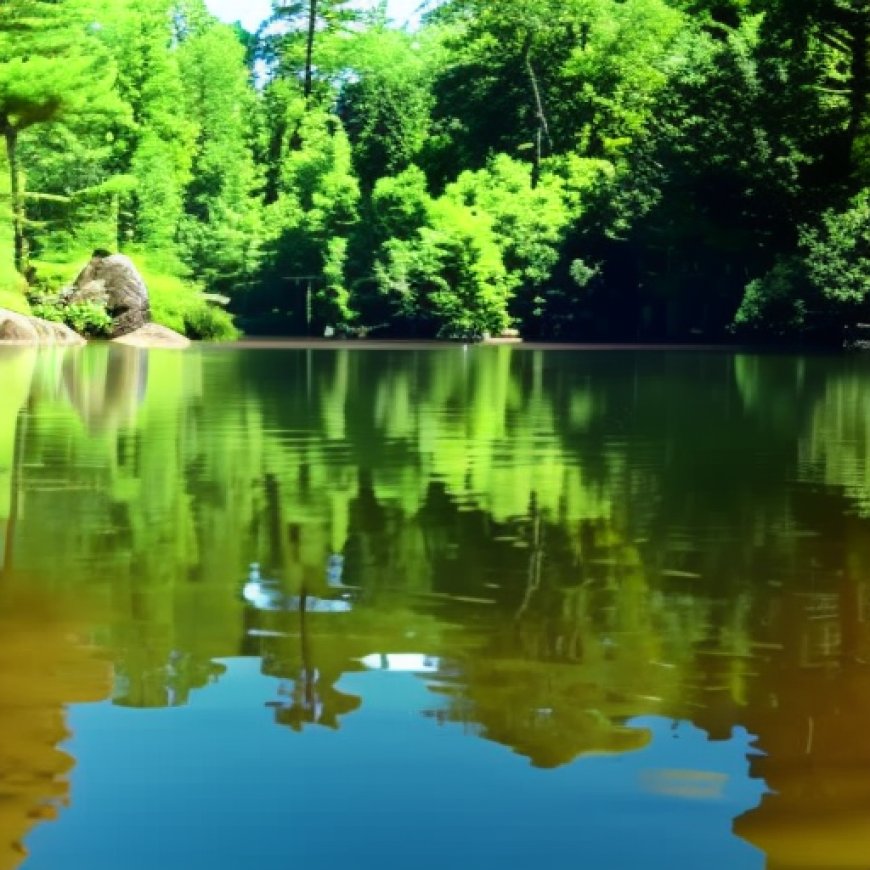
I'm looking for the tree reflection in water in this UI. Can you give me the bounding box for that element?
[0,588,109,869]
[1,346,870,866]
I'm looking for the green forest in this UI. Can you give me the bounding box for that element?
[2,0,870,342]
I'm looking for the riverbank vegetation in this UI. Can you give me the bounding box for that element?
[2,0,869,341]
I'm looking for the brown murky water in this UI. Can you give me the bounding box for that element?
[1,343,869,869]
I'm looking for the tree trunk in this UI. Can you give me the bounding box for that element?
[4,127,25,274]
[304,0,317,100]
[523,37,552,189]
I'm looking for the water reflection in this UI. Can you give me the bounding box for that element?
[0,587,109,868]
[0,348,35,579]
[1,345,870,866]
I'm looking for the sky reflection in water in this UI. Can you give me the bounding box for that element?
[26,664,766,870]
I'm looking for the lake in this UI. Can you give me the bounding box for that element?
[1,343,869,869]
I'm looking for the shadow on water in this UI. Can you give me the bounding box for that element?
[1,345,870,865]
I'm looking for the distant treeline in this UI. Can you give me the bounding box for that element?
[1,0,869,341]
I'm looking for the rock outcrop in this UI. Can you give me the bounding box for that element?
[112,323,191,349]
[2,253,196,348]
[66,252,150,338]
[0,309,86,346]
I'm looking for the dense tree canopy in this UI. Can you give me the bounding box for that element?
[1,0,869,341]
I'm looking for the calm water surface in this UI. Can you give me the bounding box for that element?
[1,344,869,869]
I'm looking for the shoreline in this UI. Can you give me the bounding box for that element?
[203,337,849,354]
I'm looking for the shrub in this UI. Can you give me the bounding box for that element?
[733,260,809,336]
[128,256,236,340]
[180,302,238,341]
[28,301,65,323]
[65,301,114,337]
[31,299,113,338]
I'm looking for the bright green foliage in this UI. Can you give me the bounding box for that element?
[375,195,511,338]
[177,14,263,291]
[20,123,125,258]
[253,105,360,330]
[341,71,430,187]
[260,0,359,99]
[735,193,870,337]
[31,299,113,337]
[802,192,870,307]
[446,156,569,286]
[0,0,125,273]
[428,0,683,176]
[320,236,353,324]
[371,167,432,243]
[338,28,436,188]
[2,0,870,341]
[558,0,686,147]
[276,109,359,236]
[133,256,239,340]
[0,290,28,313]
[0,1,121,132]
[362,153,612,337]
[0,0,257,337]
[0,151,28,308]
[106,0,198,251]
[100,0,261,301]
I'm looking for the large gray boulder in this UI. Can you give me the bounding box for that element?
[0,308,86,346]
[67,252,150,338]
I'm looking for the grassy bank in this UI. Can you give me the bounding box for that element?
[0,285,30,315]
[0,203,29,314]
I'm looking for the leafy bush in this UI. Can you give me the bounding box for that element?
[446,156,571,288]
[141,269,230,340]
[65,301,114,337]
[28,301,65,323]
[31,299,113,337]
[178,301,239,341]
[733,260,809,336]
[735,193,870,339]
[371,167,431,242]
[143,267,238,341]
[801,192,870,307]
[375,197,512,339]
